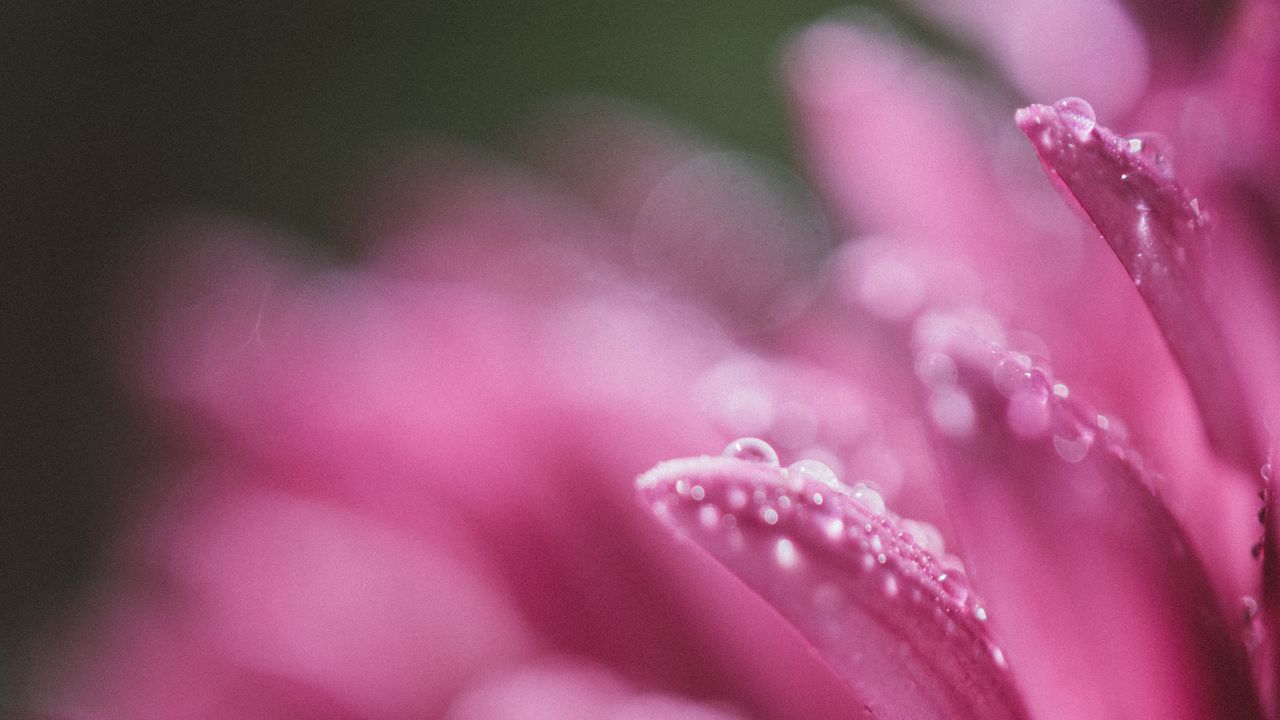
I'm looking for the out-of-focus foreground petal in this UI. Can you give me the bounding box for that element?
[636,447,1032,720]
[898,0,1149,118]
[916,314,1263,720]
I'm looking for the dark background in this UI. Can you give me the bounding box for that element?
[2,0,971,697]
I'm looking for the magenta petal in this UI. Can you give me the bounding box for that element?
[636,450,1031,720]
[1016,100,1265,466]
[919,327,1263,720]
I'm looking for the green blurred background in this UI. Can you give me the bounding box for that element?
[3,0,967,696]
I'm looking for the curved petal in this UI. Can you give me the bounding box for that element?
[916,316,1263,720]
[897,0,1149,117]
[782,22,1206,484]
[1016,100,1272,467]
[636,448,1032,720]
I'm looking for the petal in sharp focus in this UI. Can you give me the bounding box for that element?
[1017,99,1268,467]
[915,313,1263,720]
[636,443,1032,720]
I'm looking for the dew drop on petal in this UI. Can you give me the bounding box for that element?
[930,388,976,438]
[775,537,799,568]
[698,504,720,529]
[823,517,846,542]
[1053,432,1092,463]
[1053,97,1096,141]
[722,437,780,466]
[787,458,839,489]
[993,354,1033,397]
[884,575,899,598]
[915,351,959,388]
[850,482,886,515]
[1125,132,1175,179]
[901,518,946,555]
[1242,595,1259,621]
[762,506,780,525]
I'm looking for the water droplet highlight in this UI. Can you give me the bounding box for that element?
[775,538,799,568]
[930,388,976,438]
[722,437,779,466]
[787,458,839,489]
[851,483,886,515]
[1126,132,1174,179]
[1053,97,1096,141]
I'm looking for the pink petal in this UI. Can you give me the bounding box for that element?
[782,22,1207,486]
[917,321,1263,720]
[1114,0,1239,79]
[897,0,1149,117]
[636,447,1032,720]
[1016,100,1269,467]
[445,660,749,720]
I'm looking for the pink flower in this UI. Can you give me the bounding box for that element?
[22,2,1280,719]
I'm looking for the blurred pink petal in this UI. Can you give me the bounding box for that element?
[899,0,1149,117]
[782,19,1213,519]
[916,320,1263,720]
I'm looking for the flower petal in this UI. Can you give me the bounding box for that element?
[636,448,1031,720]
[918,319,1264,720]
[782,22,1208,485]
[1017,100,1268,467]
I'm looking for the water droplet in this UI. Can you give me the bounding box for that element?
[850,483,886,514]
[1053,432,1091,463]
[727,488,748,510]
[973,605,988,622]
[930,388,976,438]
[1053,97,1096,141]
[990,645,1008,669]
[915,351,958,388]
[1126,132,1175,179]
[1262,463,1273,482]
[884,575,899,598]
[761,507,779,525]
[1243,596,1259,621]
[787,458,839,490]
[690,485,706,501]
[775,538,799,568]
[823,517,845,541]
[722,437,779,466]
[993,354,1033,397]
[901,518,946,555]
[699,505,720,529]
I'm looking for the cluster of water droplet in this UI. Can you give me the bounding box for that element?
[681,439,991,620]
[912,307,1144,474]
